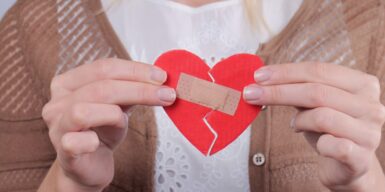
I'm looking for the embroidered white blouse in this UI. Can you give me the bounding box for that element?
[101,0,302,191]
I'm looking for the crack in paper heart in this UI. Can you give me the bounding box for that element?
[176,70,242,155]
[186,70,237,156]
[203,71,218,156]
[203,111,217,156]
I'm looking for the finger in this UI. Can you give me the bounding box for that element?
[69,80,176,106]
[51,58,167,99]
[59,103,128,133]
[243,83,368,118]
[60,130,100,156]
[254,63,380,99]
[317,134,372,177]
[294,107,381,150]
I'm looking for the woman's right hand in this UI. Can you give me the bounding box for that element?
[41,58,175,192]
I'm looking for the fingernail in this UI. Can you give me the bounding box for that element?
[254,68,272,83]
[123,113,129,127]
[243,85,263,102]
[157,87,176,102]
[151,67,167,84]
[290,116,296,129]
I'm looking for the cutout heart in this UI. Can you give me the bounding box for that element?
[155,50,264,155]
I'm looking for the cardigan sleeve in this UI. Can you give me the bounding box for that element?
[369,0,385,99]
[370,0,385,171]
[0,2,46,121]
[0,2,56,191]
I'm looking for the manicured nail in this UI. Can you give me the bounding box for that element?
[254,68,272,83]
[123,113,129,127]
[290,115,296,129]
[157,87,176,102]
[243,85,263,102]
[151,67,167,84]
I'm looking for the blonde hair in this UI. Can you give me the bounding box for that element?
[244,0,272,34]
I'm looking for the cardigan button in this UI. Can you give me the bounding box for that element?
[252,153,265,166]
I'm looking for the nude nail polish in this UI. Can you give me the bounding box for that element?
[151,67,167,84]
[254,68,272,83]
[157,87,176,102]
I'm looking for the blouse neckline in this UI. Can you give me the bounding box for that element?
[88,0,315,62]
[144,0,242,14]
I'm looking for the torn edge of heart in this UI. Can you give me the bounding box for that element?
[205,72,217,156]
[203,111,218,156]
[176,71,241,156]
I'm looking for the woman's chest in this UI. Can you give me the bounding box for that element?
[103,0,260,66]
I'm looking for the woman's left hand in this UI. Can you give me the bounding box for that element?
[243,62,385,191]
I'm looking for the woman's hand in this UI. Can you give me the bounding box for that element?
[40,58,176,192]
[243,63,385,191]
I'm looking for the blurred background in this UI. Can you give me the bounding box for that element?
[0,0,16,19]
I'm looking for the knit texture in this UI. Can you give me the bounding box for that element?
[251,0,385,191]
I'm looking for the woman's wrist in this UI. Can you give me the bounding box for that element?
[333,157,385,192]
[56,163,105,192]
[40,159,105,192]
[364,157,385,192]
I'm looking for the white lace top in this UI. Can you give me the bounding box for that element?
[101,0,302,191]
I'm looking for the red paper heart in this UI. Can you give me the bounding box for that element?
[155,50,264,155]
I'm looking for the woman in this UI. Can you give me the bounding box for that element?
[1,0,385,191]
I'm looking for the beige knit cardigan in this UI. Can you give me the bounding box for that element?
[1,0,385,191]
